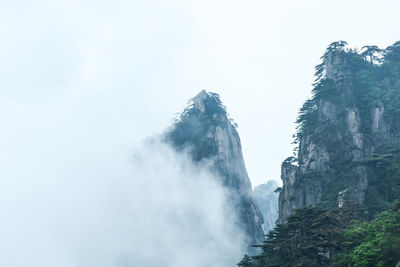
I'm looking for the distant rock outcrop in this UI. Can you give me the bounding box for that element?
[253,180,279,233]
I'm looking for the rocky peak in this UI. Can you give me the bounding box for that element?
[165,91,264,250]
[192,89,209,112]
[325,49,349,81]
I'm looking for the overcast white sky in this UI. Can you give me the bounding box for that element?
[1,0,400,187]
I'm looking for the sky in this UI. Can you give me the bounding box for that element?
[2,0,400,186]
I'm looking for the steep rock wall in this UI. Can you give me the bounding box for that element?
[279,42,400,223]
[165,90,265,247]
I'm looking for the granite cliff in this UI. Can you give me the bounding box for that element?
[279,41,400,223]
[165,90,265,248]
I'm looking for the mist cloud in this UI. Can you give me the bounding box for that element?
[0,136,245,266]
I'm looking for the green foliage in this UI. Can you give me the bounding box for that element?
[332,209,400,267]
[238,207,365,267]
[237,206,400,267]
[296,40,400,146]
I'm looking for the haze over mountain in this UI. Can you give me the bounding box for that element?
[253,180,279,234]
[2,1,400,267]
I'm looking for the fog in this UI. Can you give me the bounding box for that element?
[0,135,245,266]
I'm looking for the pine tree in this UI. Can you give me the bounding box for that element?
[237,255,253,267]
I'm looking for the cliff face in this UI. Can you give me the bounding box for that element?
[165,90,264,246]
[253,180,279,234]
[279,41,400,223]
